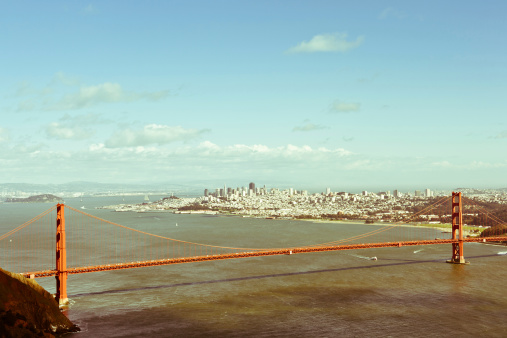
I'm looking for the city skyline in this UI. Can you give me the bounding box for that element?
[1,1,506,190]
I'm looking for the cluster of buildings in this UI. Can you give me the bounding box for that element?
[99,183,507,222]
[196,183,439,220]
[203,182,309,198]
[204,182,435,202]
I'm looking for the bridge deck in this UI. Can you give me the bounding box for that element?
[23,237,507,278]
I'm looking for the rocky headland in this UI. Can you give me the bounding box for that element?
[0,268,79,337]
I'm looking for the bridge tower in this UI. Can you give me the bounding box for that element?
[55,204,69,306]
[447,192,468,264]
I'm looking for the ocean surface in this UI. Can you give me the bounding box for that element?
[1,196,507,337]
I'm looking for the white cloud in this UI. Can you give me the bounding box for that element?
[330,101,360,113]
[287,33,364,54]
[90,141,352,161]
[105,124,208,148]
[45,122,93,140]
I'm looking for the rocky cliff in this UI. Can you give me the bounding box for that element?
[0,268,79,337]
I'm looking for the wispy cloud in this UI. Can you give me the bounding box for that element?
[83,4,97,14]
[0,127,9,143]
[469,161,506,169]
[104,124,209,148]
[44,113,110,140]
[330,100,360,113]
[378,7,406,20]
[13,74,172,112]
[432,161,452,168]
[49,83,170,110]
[52,72,81,87]
[494,130,507,139]
[292,122,326,132]
[286,33,364,54]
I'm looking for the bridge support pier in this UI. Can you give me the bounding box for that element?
[447,192,469,265]
[56,204,69,306]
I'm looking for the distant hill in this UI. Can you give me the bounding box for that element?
[5,194,64,203]
[0,268,79,336]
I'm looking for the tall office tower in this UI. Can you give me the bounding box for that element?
[219,188,224,197]
[204,189,209,197]
[362,191,368,196]
[289,188,294,195]
[393,189,400,198]
[215,188,220,196]
[249,182,255,192]
[414,190,422,197]
[425,188,431,197]
[227,187,232,195]
[326,187,331,195]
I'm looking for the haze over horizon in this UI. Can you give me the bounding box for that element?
[1,2,506,191]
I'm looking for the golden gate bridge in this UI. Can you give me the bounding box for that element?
[1,192,506,306]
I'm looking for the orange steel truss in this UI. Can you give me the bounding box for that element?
[55,204,68,306]
[447,192,467,264]
[23,236,506,279]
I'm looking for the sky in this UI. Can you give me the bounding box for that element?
[1,1,506,192]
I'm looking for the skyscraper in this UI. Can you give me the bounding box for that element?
[249,182,255,192]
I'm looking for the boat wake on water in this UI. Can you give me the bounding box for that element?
[349,253,377,261]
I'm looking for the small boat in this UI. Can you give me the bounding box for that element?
[371,256,377,261]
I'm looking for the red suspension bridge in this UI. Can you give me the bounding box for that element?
[1,192,506,306]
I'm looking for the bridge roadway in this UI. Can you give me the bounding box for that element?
[23,237,507,279]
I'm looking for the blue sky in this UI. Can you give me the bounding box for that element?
[1,1,506,192]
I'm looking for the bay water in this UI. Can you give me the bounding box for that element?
[1,196,507,337]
